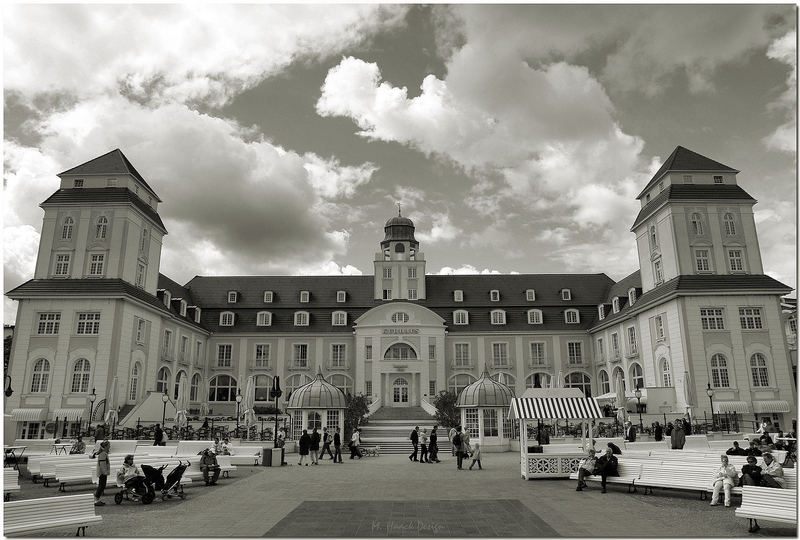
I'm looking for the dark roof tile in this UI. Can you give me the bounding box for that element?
[41,188,166,232]
[59,149,161,202]
[637,146,739,199]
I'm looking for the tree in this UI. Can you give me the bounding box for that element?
[432,390,460,429]
[343,393,369,441]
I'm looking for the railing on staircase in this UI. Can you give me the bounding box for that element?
[364,395,381,418]
[420,395,438,417]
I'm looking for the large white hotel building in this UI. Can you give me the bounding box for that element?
[5,146,796,438]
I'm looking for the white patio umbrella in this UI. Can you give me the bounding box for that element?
[242,376,257,436]
[175,376,189,431]
[556,370,564,388]
[199,379,210,417]
[615,374,626,424]
[105,377,119,435]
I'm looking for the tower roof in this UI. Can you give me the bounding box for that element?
[382,210,418,247]
[59,149,162,202]
[636,146,739,199]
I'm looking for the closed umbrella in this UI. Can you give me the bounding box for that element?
[175,376,189,433]
[105,377,119,438]
[199,379,210,417]
[556,370,564,388]
[683,371,694,428]
[243,376,256,438]
[615,374,626,424]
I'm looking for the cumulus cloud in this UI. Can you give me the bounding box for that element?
[303,155,378,199]
[763,31,796,153]
[435,265,502,275]
[412,212,461,244]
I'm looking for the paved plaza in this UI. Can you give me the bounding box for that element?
[8,452,797,537]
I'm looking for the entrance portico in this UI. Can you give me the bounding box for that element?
[354,302,446,410]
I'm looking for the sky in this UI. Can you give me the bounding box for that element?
[3,4,797,323]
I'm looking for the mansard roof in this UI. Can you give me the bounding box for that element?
[59,148,162,202]
[41,188,167,232]
[636,146,739,199]
[630,184,756,231]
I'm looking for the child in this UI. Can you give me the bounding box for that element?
[468,441,482,470]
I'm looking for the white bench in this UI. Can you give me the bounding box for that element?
[624,441,668,452]
[176,441,214,455]
[135,445,177,457]
[227,446,261,465]
[568,460,642,492]
[4,493,102,536]
[735,485,797,532]
[636,461,716,499]
[4,468,20,501]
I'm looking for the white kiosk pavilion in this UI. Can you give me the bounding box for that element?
[456,370,515,452]
[286,370,347,439]
[509,387,603,479]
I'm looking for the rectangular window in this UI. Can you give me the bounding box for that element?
[700,308,725,330]
[561,289,571,300]
[293,344,308,367]
[739,307,763,330]
[332,312,346,326]
[257,312,272,326]
[428,344,436,360]
[464,408,479,439]
[455,343,470,366]
[491,311,506,325]
[255,344,270,368]
[728,249,744,272]
[568,342,582,365]
[54,253,71,276]
[162,330,172,355]
[88,253,105,276]
[490,290,500,301]
[627,326,637,355]
[407,288,418,300]
[180,336,188,359]
[220,312,234,326]
[76,312,101,335]
[383,268,392,279]
[565,310,579,324]
[454,290,463,302]
[21,422,41,439]
[227,291,237,303]
[294,312,309,326]
[336,291,346,303]
[135,263,146,288]
[331,344,346,367]
[382,289,392,300]
[300,291,309,303]
[611,333,620,358]
[713,175,724,184]
[326,410,339,430]
[596,338,605,360]
[654,260,664,284]
[217,344,232,367]
[492,343,508,366]
[529,343,545,365]
[528,310,542,324]
[408,267,417,279]
[453,311,468,325]
[74,179,84,188]
[655,315,665,340]
[483,408,498,437]
[263,291,273,303]
[37,313,61,335]
[365,381,373,396]
[695,249,710,272]
[135,318,146,343]
[683,174,693,184]
[196,341,203,363]
[526,289,535,301]
[365,344,372,360]
[429,380,436,396]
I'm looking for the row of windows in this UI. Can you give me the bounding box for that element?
[52,253,106,277]
[36,312,101,335]
[708,353,772,388]
[598,290,639,321]
[453,288,572,302]
[644,175,725,203]
[60,216,110,241]
[228,290,348,304]
[699,307,764,330]
[454,309,579,325]
[694,248,747,273]
[225,288,577,304]
[596,327,639,360]
[598,363,645,394]
[28,357,92,393]
[690,212,739,237]
[160,291,201,323]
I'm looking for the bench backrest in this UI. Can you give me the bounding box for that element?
[740,485,797,512]
[135,446,177,457]
[228,446,261,456]
[4,468,20,486]
[176,441,213,456]
[624,441,668,452]
[682,435,710,450]
[4,493,98,530]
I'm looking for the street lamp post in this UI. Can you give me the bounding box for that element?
[235,390,243,435]
[4,373,13,398]
[706,383,715,431]
[270,376,282,446]
[161,391,169,426]
[87,388,97,435]
[634,385,643,431]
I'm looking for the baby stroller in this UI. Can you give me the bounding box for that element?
[157,460,190,501]
[114,471,156,505]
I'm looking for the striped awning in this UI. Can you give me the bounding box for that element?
[10,408,45,422]
[509,397,603,420]
[713,401,750,414]
[53,408,86,421]
[752,400,791,414]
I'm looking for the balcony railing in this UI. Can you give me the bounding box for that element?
[450,361,473,370]
[287,362,310,371]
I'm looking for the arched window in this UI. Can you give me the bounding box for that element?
[329,374,352,396]
[285,374,312,400]
[62,217,74,240]
[190,373,201,402]
[95,216,108,239]
[599,370,610,394]
[129,363,140,401]
[208,375,238,402]
[629,363,644,390]
[71,358,91,393]
[527,309,543,325]
[723,213,736,236]
[139,228,148,252]
[156,366,170,394]
[709,354,730,388]
[448,373,476,395]
[749,353,769,387]
[490,310,506,325]
[254,374,272,401]
[308,411,322,430]
[612,367,626,391]
[174,370,187,400]
[564,372,592,397]
[660,358,672,387]
[30,358,51,393]
[491,372,515,387]
[690,213,704,235]
[565,309,580,324]
[256,311,272,326]
[384,343,417,360]
[525,372,551,389]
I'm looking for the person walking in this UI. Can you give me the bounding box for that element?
[671,419,686,450]
[468,441,482,470]
[320,427,334,460]
[310,427,321,465]
[298,429,311,466]
[623,421,637,443]
[453,428,464,469]
[91,440,110,506]
[333,427,343,463]
[419,428,429,463]
[350,428,362,459]
[653,421,663,442]
[409,426,419,462]
[460,428,472,469]
[448,426,458,456]
[429,425,440,463]
[153,424,164,446]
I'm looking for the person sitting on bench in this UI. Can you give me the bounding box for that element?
[759,452,786,488]
[575,449,598,491]
[710,455,738,507]
[117,454,147,496]
[200,449,221,486]
[595,447,619,493]
[739,455,762,486]
[725,441,747,456]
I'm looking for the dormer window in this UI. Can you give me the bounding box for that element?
[490,310,506,325]
[263,291,273,303]
[598,305,605,321]
[612,297,620,314]
[220,312,234,326]
[332,311,347,326]
[74,179,84,188]
[526,289,536,301]
[179,300,187,317]
[194,307,201,324]
[227,291,238,303]
[164,291,172,308]
[454,290,463,302]
[565,309,580,324]
[561,289,572,301]
[490,290,500,301]
[453,310,469,325]
[300,291,310,303]
[336,291,346,303]
[628,288,637,306]
[294,311,309,326]
[714,175,724,184]
[256,311,272,326]
[527,309,542,325]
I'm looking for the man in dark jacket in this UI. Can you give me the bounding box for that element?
[429,425,440,463]
[409,426,419,462]
[153,424,164,446]
[624,421,636,443]
[310,428,321,465]
[200,449,220,485]
[321,427,334,460]
[745,440,763,456]
[653,422,663,441]
[726,441,747,456]
[333,427,342,463]
[298,429,311,466]
[607,442,622,455]
[595,447,619,493]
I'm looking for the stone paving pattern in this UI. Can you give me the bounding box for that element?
[7,452,797,537]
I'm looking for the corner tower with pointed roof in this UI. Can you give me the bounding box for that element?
[631,146,762,293]
[373,209,427,301]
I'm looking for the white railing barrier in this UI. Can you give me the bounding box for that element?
[420,396,438,416]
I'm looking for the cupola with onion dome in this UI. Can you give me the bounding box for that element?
[373,204,427,301]
[287,369,347,410]
[381,206,419,250]
[456,369,515,408]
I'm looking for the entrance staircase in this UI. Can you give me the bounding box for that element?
[361,406,452,455]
